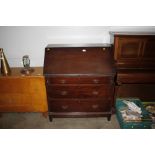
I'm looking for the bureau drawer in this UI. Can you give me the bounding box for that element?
[79,76,113,84]
[46,76,113,85]
[47,85,113,98]
[48,99,111,112]
[46,77,79,84]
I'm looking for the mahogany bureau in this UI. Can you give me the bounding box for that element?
[44,44,116,121]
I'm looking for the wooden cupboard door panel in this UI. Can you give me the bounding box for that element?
[115,37,143,60]
[114,35,155,69]
[0,77,42,93]
[0,94,47,111]
[143,38,155,59]
[0,76,48,112]
[0,93,33,105]
[0,93,45,106]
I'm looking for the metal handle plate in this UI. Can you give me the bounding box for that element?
[60,79,66,84]
[92,91,99,95]
[93,79,99,84]
[61,91,68,95]
[92,104,99,109]
[62,105,68,109]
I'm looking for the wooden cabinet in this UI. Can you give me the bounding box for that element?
[112,33,155,101]
[143,37,155,59]
[115,37,142,60]
[114,35,155,69]
[44,44,116,121]
[0,67,48,112]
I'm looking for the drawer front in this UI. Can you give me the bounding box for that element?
[48,99,111,112]
[117,73,155,83]
[79,76,113,84]
[47,85,113,98]
[46,77,79,84]
[46,76,113,85]
[78,85,113,98]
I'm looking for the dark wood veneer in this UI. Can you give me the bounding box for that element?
[48,99,111,112]
[114,35,155,69]
[47,84,113,98]
[112,34,155,102]
[44,45,115,121]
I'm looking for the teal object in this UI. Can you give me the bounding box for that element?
[116,98,152,129]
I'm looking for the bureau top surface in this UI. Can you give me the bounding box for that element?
[44,47,115,76]
[46,43,111,48]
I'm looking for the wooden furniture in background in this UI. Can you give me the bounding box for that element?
[111,32,155,101]
[44,44,116,121]
[0,67,48,113]
[113,34,155,69]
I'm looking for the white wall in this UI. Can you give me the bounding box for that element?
[0,26,155,67]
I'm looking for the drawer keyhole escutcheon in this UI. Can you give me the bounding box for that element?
[92,104,98,109]
[92,91,99,95]
[61,91,68,96]
[60,79,66,84]
[62,105,68,109]
[93,79,99,84]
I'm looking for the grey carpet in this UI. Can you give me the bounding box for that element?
[0,113,120,129]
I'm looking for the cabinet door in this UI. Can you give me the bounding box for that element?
[0,77,48,112]
[115,37,143,60]
[142,37,155,59]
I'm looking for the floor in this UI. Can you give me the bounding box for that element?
[0,113,120,129]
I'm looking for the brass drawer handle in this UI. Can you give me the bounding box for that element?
[93,79,99,84]
[60,79,66,84]
[62,105,68,109]
[61,91,68,96]
[92,104,99,109]
[92,91,99,95]
[47,48,50,51]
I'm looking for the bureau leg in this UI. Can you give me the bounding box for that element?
[107,115,111,121]
[49,115,53,122]
[42,112,48,118]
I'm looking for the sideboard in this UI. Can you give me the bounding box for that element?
[110,32,155,101]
